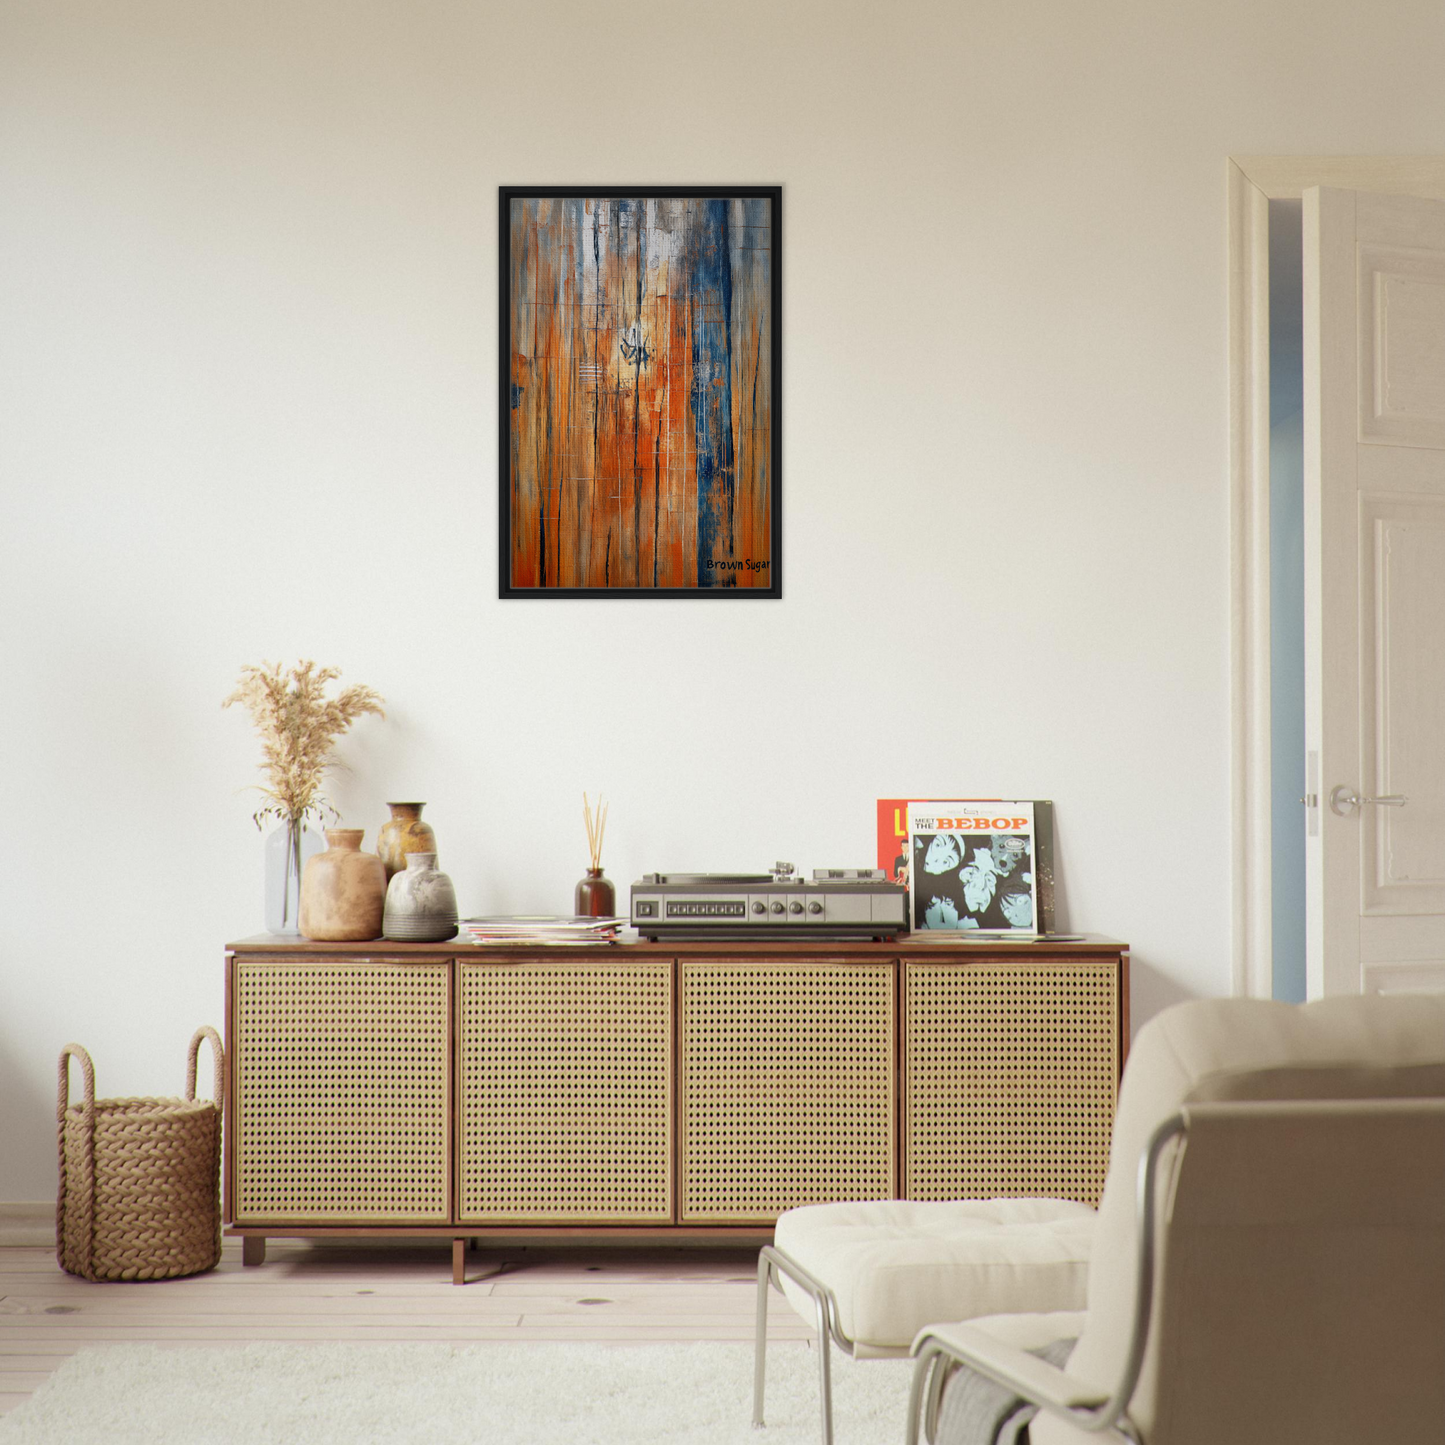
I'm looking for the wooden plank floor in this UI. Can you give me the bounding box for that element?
[0,1240,811,1415]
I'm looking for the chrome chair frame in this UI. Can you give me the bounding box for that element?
[753,1243,871,1445]
[904,1114,1186,1445]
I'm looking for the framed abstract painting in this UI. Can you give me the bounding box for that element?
[499,186,781,597]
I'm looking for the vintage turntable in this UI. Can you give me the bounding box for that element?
[630,862,906,940]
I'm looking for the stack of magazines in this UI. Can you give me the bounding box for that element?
[458,915,627,946]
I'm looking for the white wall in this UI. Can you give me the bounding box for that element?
[3,0,1442,1200]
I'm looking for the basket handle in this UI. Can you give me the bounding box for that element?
[185,1026,225,1108]
[56,1043,98,1277]
[57,1043,95,1125]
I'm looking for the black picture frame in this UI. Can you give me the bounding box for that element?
[499,185,782,598]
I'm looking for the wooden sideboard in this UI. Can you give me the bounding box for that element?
[224,935,1129,1281]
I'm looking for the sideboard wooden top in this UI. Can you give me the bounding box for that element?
[227,933,1127,958]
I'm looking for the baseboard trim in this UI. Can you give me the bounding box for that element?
[0,1201,54,1247]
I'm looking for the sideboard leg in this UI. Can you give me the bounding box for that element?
[452,1237,465,1285]
[241,1236,266,1268]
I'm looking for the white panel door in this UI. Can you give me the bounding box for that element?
[1305,187,1445,996]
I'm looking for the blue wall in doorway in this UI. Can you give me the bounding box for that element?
[1269,199,1306,1004]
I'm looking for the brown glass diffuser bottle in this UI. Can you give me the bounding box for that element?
[575,792,616,917]
[575,867,615,917]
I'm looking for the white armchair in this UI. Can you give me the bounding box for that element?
[907,993,1445,1445]
[754,1197,1095,1443]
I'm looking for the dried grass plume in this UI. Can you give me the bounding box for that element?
[223,660,385,829]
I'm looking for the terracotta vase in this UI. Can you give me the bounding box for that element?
[574,867,616,918]
[299,829,385,941]
[376,802,438,881]
[383,853,459,942]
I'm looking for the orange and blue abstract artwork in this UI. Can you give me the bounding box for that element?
[501,189,780,596]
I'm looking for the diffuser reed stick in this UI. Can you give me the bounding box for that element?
[582,792,608,870]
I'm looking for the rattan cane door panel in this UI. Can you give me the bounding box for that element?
[904,960,1118,1206]
[233,960,450,1223]
[458,960,673,1222]
[680,960,895,1223]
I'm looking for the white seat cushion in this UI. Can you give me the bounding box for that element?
[930,1308,1087,1355]
[772,1198,1096,1355]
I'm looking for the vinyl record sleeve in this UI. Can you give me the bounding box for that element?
[877,798,1055,933]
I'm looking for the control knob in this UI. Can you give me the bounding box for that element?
[808,901,823,915]
[789,901,804,915]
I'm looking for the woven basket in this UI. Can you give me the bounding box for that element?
[57,1026,224,1282]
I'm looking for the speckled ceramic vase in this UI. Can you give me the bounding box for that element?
[299,829,385,941]
[376,802,438,881]
[383,853,459,942]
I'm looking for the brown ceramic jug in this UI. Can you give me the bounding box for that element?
[299,829,386,941]
[376,802,438,881]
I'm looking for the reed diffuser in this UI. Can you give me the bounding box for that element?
[575,792,616,918]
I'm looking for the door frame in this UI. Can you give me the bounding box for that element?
[1228,157,1445,999]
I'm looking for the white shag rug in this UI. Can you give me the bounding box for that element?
[0,1341,914,1444]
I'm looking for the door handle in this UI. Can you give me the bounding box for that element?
[1329,786,1408,816]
